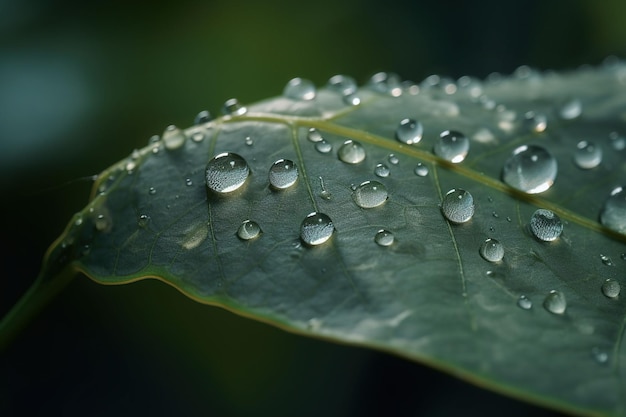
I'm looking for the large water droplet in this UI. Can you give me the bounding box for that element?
[396,118,423,145]
[374,163,390,178]
[205,152,250,193]
[338,140,366,164]
[222,98,247,116]
[601,278,620,298]
[194,110,212,125]
[327,74,357,96]
[414,163,429,177]
[162,125,186,150]
[574,141,602,169]
[479,238,504,262]
[237,220,262,240]
[300,212,334,246]
[368,72,402,96]
[374,229,395,247]
[434,130,469,163]
[600,187,626,234]
[353,180,388,208]
[559,98,582,120]
[502,145,557,194]
[315,140,332,154]
[530,209,563,241]
[283,77,316,100]
[269,159,298,189]
[543,290,567,314]
[517,295,533,310]
[441,188,474,224]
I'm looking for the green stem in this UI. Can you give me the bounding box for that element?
[0,267,76,351]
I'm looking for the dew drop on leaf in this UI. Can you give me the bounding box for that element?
[185,178,193,187]
[343,93,361,106]
[338,140,366,164]
[148,187,156,195]
[601,278,620,298]
[599,186,626,234]
[194,110,212,125]
[609,131,626,150]
[368,72,402,96]
[574,141,602,169]
[374,229,395,247]
[244,136,254,146]
[191,132,205,143]
[95,213,110,232]
[434,130,469,163]
[315,140,332,154]
[137,214,150,228]
[237,220,262,240]
[162,125,186,151]
[205,152,250,193]
[300,212,334,246]
[396,118,423,145]
[523,111,548,133]
[222,98,247,116]
[479,238,504,262]
[600,254,614,266]
[307,128,323,142]
[441,188,474,224]
[543,290,567,314]
[517,295,533,310]
[502,145,557,194]
[269,159,298,190]
[414,163,429,177]
[283,77,316,101]
[327,74,357,96]
[374,163,390,178]
[530,209,563,242]
[353,180,388,208]
[591,347,609,364]
[559,98,582,120]
[388,154,399,165]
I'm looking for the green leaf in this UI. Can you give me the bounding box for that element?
[15,65,626,415]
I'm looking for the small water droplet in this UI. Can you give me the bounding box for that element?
[609,131,626,150]
[244,136,254,146]
[194,110,212,125]
[237,220,262,240]
[163,125,186,150]
[138,214,150,227]
[315,140,332,154]
[601,278,620,298]
[185,178,193,186]
[353,180,388,208]
[205,152,250,193]
[396,118,423,145]
[343,93,361,106]
[517,295,533,310]
[269,159,298,189]
[414,163,429,177]
[283,77,316,100]
[441,188,474,224]
[338,140,366,164]
[502,145,557,194]
[148,134,160,144]
[148,187,157,195]
[95,213,109,232]
[591,347,609,364]
[191,132,205,142]
[374,229,395,247]
[222,98,247,116]
[307,128,323,142]
[600,186,626,234]
[374,163,390,178]
[543,290,566,314]
[524,111,547,133]
[319,177,332,200]
[300,212,334,246]
[327,74,357,96]
[369,72,402,96]
[387,154,399,165]
[151,145,161,154]
[485,270,496,278]
[492,211,499,218]
[529,209,562,242]
[621,253,626,261]
[600,254,614,266]
[434,130,469,163]
[479,238,504,262]
[559,98,582,120]
[574,141,602,169]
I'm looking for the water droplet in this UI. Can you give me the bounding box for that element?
[601,278,620,298]
[194,110,212,125]
[396,118,423,145]
[163,125,186,150]
[502,145,557,194]
[191,132,205,142]
[94,213,111,232]
[485,270,496,278]
[374,229,395,247]
[148,135,160,144]
[479,238,504,262]
[185,178,193,186]
[307,128,323,142]
[524,111,547,133]
[374,163,390,178]
[529,209,562,242]
[300,212,334,246]
[559,98,582,120]
[237,220,262,240]
[543,290,566,314]
[319,177,332,200]
[148,187,157,195]
[205,152,250,193]
[609,131,626,150]
[368,72,402,96]
[441,188,474,224]
[338,140,366,164]
[244,136,254,146]
[315,140,332,154]
[600,254,613,266]
[600,186,626,234]
[269,159,298,189]
[151,145,161,154]
[353,180,388,208]
[283,77,316,100]
[343,93,361,106]
[517,295,533,310]
[327,74,357,96]
[492,211,499,218]
[621,252,626,261]
[574,141,602,169]
[388,154,399,165]
[138,214,150,228]
[591,347,609,364]
[222,98,247,116]
[414,163,429,177]
[434,130,469,163]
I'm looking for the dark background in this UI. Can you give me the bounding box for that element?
[1,0,624,415]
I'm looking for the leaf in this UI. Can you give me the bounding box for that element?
[27,65,626,415]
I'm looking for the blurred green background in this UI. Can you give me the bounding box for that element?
[1,0,624,415]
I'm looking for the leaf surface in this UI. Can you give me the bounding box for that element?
[43,66,626,416]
